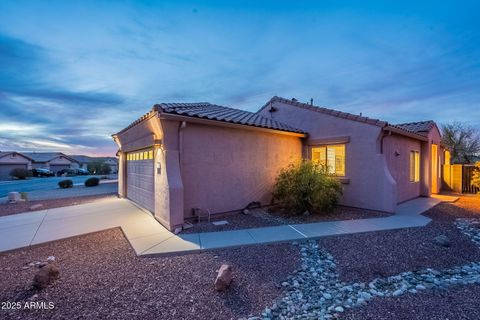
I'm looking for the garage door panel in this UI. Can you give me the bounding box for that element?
[126,152,154,213]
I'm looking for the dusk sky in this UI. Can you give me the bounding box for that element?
[0,0,479,156]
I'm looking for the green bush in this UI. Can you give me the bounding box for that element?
[84,177,100,187]
[273,161,343,215]
[58,179,73,188]
[10,168,32,180]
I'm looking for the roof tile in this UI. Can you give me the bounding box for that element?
[155,102,305,134]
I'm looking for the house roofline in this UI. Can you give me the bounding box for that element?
[383,125,429,141]
[158,113,307,138]
[0,151,34,161]
[257,96,388,127]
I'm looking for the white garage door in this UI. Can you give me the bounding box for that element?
[126,149,154,212]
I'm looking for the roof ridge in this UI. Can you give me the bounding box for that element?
[258,96,388,127]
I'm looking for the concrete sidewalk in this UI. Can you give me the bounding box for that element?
[0,195,458,256]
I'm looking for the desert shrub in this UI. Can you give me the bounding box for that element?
[58,179,73,189]
[84,177,100,187]
[273,161,343,215]
[10,168,32,180]
[472,162,480,193]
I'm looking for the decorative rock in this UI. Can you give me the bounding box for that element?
[47,256,55,262]
[215,264,233,291]
[334,306,344,313]
[29,204,43,210]
[434,235,450,247]
[32,264,59,290]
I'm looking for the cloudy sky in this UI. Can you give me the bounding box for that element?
[0,0,479,156]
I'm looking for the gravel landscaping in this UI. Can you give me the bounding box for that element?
[182,205,391,234]
[2,195,480,319]
[0,194,117,217]
[0,228,299,320]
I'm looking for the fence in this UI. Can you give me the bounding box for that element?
[442,164,479,194]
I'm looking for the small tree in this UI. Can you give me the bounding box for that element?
[273,161,343,215]
[441,122,480,164]
[87,161,112,175]
[472,162,480,192]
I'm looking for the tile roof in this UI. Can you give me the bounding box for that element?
[69,155,118,164]
[394,121,436,134]
[154,102,306,134]
[21,152,78,163]
[259,96,388,127]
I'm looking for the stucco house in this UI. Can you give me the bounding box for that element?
[0,152,33,180]
[22,152,79,174]
[113,96,448,231]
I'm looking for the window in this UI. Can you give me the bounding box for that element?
[311,144,345,176]
[409,151,420,182]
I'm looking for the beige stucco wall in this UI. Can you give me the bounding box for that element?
[383,133,422,203]
[179,121,303,218]
[0,154,32,168]
[257,101,397,213]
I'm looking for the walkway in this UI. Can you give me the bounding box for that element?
[0,195,458,256]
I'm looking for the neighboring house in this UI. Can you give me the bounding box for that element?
[112,96,449,231]
[69,155,91,170]
[22,152,79,174]
[0,152,33,180]
[69,155,119,173]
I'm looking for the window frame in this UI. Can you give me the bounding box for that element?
[409,150,420,182]
[310,144,346,177]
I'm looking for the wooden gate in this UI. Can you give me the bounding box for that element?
[443,164,479,194]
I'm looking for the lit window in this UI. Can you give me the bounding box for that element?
[311,144,345,176]
[143,151,148,159]
[148,150,153,159]
[139,152,144,160]
[409,151,420,182]
[135,153,139,161]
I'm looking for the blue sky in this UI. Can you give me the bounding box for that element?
[0,0,479,156]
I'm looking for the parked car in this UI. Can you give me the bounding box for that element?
[32,168,55,177]
[76,168,90,175]
[56,168,77,176]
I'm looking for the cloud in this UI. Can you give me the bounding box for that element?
[0,33,124,155]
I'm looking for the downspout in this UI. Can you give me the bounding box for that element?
[178,121,187,165]
[379,128,391,154]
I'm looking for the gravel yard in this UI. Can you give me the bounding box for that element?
[321,196,480,283]
[0,229,299,320]
[0,194,117,217]
[1,195,480,319]
[182,205,391,234]
[341,284,480,320]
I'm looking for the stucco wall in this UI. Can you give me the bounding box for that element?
[179,122,303,217]
[383,134,422,203]
[0,154,31,167]
[257,101,397,213]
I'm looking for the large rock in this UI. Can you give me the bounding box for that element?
[214,264,233,291]
[434,235,450,247]
[32,264,60,290]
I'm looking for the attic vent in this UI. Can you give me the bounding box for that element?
[268,106,278,113]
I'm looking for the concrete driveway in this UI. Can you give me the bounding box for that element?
[0,197,170,254]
